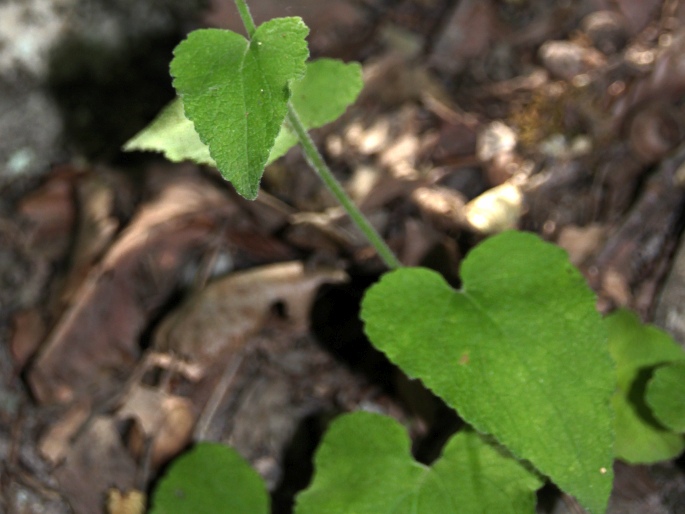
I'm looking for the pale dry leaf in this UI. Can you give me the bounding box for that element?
[27,171,239,404]
[116,385,196,468]
[38,401,91,465]
[55,417,137,514]
[557,224,608,267]
[154,262,348,374]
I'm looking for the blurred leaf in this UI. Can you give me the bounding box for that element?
[646,361,685,434]
[606,309,685,463]
[268,58,363,164]
[150,443,269,514]
[295,412,542,514]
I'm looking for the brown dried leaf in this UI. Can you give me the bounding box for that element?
[28,171,240,404]
[38,401,91,465]
[17,166,77,261]
[116,385,195,469]
[54,417,136,514]
[154,262,348,374]
[556,224,608,267]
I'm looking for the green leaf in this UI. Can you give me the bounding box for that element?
[123,98,215,166]
[268,58,363,164]
[646,362,685,433]
[124,58,363,174]
[149,442,269,514]
[170,19,309,200]
[295,412,542,514]
[361,231,615,514]
[607,309,685,462]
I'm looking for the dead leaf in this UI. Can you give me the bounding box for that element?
[38,401,91,465]
[116,385,195,469]
[54,417,136,514]
[10,308,46,369]
[17,166,77,261]
[28,170,247,404]
[557,224,608,266]
[154,261,348,375]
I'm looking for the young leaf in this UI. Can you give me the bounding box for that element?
[361,231,615,514]
[123,98,214,166]
[124,58,363,172]
[268,59,363,164]
[149,442,269,514]
[295,411,542,514]
[646,362,685,433]
[170,19,309,200]
[607,309,685,462]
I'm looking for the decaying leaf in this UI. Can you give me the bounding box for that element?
[116,385,196,469]
[54,417,137,514]
[154,261,348,375]
[27,171,243,404]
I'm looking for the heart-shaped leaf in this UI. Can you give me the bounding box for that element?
[361,231,615,514]
[150,442,269,514]
[170,19,309,199]
[607,309,685,462]
[295,411,542,514]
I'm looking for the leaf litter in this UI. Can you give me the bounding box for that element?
[3,0,685,512]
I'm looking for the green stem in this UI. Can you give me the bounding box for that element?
[286,106,402,269]
[233,0,401,269]
[234,0,257,37]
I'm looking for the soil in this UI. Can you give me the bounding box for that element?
[2,0,685,513]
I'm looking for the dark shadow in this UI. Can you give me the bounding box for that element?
[629,366,671,431]
[310,271,397,391]
[43,1,206,165]
[271,411,337,514]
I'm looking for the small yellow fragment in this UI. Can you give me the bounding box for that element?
[107,489,146,514]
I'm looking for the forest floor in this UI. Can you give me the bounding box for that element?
[2,0,685,513]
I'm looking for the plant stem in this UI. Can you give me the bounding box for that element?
[234,0,257,37]
[233,0,402,269]
[286,106,402,269]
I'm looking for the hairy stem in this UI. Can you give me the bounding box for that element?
[234,0,257,37]
[286,106,402,269]
[232,0,402,269]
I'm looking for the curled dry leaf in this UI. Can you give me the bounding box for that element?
[556,224,608,267]
[27,172,241,404]
[116,385,196,469]
[154,261,348,375]
[54,417,137,514]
